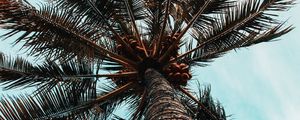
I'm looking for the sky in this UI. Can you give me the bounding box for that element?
[1,1,300,120]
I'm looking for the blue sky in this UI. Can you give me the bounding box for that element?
[1,1,300,120]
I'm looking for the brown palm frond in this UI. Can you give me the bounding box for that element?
[179,87,220,120]
[75,71,138,78]
[178,84,227,120]
[242,23,294,47]
[54,0,147,24]
[175,0,295,64]
[53,0,123,25]
[0,53,106,93]
[0,85,96,120]
[41,81,135,119]
[186,24,293,64]
[176,0,232,26]
[0,82,135,120]
[182,30,259,64]
[158,0,231,63]
[0,0,136,67]
[94,82,137,119]
[0,56,99,117]
[97,82,135,102]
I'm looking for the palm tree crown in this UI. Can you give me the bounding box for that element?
[0,0,294,119]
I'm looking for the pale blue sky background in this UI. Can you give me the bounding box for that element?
[1,1,300,120]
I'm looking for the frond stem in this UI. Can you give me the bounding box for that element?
[74,71,138,78]
[159,0,212,62]
[152,0,171,57]
[124,0,149,57]
[96,82,135,102]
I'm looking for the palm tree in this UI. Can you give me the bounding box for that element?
[0,0,294,119]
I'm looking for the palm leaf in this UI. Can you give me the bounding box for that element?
[0,0,135,67]
[53,0,146,24]
[0,52,135,93]
[179,84,228,120]
[0,85,97,120]
[0,81,137,119]
[193,24,293,63]
[93,81,139,119]
[177,0,295,64]
[174,0,233,30]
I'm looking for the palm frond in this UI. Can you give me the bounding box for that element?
[94,81,138,119]
[175,0,233,31]
[0,53,128,93]
[53,0,146,24]
[52,0,122,25]
[0,85,97,120]
[242,23,294,47]
[0,81,136,120]
[0,0,136,67]
[179,84,227,120]
[158,0,232,63]
[177,0,295,64]
[188,24,293,64]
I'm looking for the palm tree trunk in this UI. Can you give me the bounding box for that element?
[144,68,191,120]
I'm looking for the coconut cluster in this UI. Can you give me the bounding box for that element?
[114,34,192,86]
[163,62,192,86]
[116,35,148,59]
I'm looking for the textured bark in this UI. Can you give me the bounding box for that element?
[144,68,191,120]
